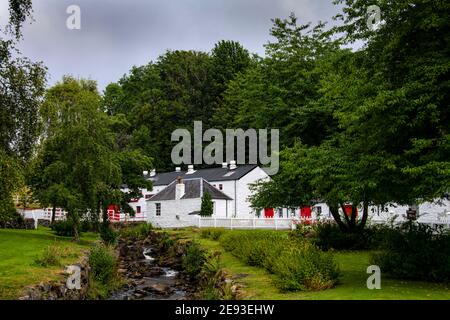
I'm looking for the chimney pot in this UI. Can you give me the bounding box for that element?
[187,165,195,174]
[229,160,237,170]
[222,162,228,169]
[149,169,156,177]
[175,167,181,172]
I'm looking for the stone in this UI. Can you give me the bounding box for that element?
[145,283,172,295]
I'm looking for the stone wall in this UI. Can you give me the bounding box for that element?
[19,256,91,300]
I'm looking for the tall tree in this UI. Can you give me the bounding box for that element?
[0,0,46,221]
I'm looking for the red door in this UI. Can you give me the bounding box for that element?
[264,208,274,218]
[343,205,358,218]
[300,206,312,219]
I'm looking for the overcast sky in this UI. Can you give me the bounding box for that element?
[1,0,341,91]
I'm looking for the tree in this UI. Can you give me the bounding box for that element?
[30,77,121,240]
[251,1,450,232]
[200,192,214,217]
[219,14,340,148]
[0,0,46,222]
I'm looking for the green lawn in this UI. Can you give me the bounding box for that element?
[0,227,98,300]
[169,228,450,300]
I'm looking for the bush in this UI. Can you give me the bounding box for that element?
[51,220,76,237]
[34,245,63,267]
[119,223,153,240]
[312,222,374,251]
[371,222,450,283]
[199,228,227,241]
[89,244,117,284]
[220,230,339,291]
[100,223,118,245]
[80,220,97,232]
[182,241,207,279]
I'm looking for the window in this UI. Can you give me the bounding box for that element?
[315,206,322,214]
[212,201,216,215]
[136,206,141,214]
[155,203,161,216]
[278,208,283,218]
[219,184,223,190]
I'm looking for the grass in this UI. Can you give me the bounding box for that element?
[167,228,450,300]
[0,227,98,300]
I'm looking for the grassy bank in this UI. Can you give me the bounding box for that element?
[168,228,450,300]
[0,227,98,299]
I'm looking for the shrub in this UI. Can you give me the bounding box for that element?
[371,222,450,283]
[312,222,373,251]
[34,245,63,267]
[80,220,97,232]
[200,192,213,216]
[182,241,207,279]
[199,228,227,241]
[274,241,339,291]
[119,223,153,240]
[220,230,339,291]
[89,244,117,284]
[50,220,76,237]
[100,223,118,245]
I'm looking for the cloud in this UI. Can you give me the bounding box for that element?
[15,0,338,90]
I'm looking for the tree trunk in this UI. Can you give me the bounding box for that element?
[329,205,348,232]
[51,204,56,225]
[359,199,369,231]
[350,205,357,231]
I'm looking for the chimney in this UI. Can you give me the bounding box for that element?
[229,160,237,170]
[175,177,185,200]
[149,169,156,177]
[222,162,228,169]
[187,165,195,174]
[175,167,181,172]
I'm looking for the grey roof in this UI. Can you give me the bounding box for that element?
[147,178,233,201]
[147,164,258,186]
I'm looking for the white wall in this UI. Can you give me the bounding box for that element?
[236,167,271,218]
[146,197,230,228]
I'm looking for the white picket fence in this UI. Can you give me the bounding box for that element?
[198,216,450,230]
[198,217,299,230]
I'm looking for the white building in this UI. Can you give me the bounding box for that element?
[146,177,232,228]
[144,162,271,226]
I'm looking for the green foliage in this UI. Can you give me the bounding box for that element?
[312,222,373,251]
[89,244,118,285]
[200,192,214,217]
[119,223,153,240]
[199,228,227,241]
[371,222,450,283]
[34,245,62,267]
[99,223,118,245]
[182,241,207,279]
[50,220,77,237]
[220,230,339,291]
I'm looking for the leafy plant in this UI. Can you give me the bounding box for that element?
[50,220,77,237]
[34,245,64,267]
[88,244,118,284]
[220,230,339,291]
[99,223,118,245]
[371,222,450,283]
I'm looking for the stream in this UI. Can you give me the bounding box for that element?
[109,246,192,300]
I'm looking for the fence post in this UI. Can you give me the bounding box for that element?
[198,216,201,228]
[275,217,278,230]
[253,217,256,229]
[214,217,217,228]
[230,218,233,230]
